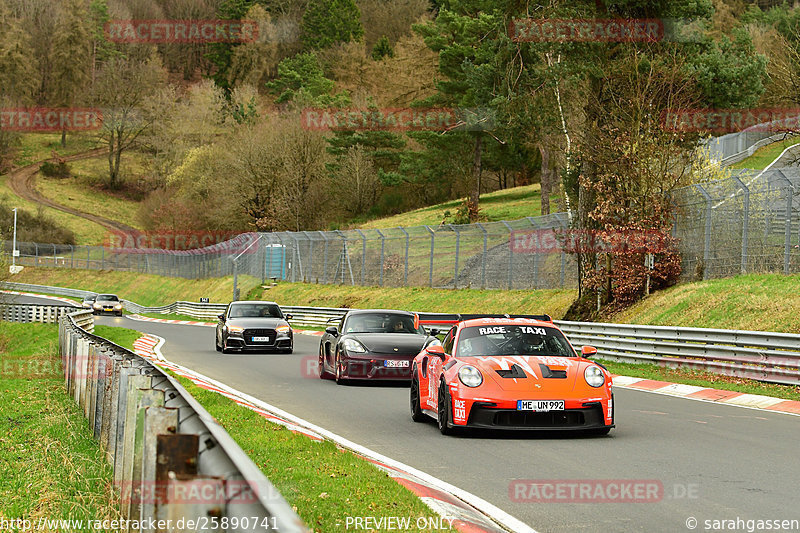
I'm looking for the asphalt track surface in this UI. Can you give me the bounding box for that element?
[10,294,800,533]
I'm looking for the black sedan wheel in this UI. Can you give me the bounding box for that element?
[437,380,455,435]
[410,372,425,422]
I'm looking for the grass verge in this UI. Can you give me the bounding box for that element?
[358,184,558,229]
[610,273,800,333]
[135,312,215,323]
[98,325,447,532]
[0,322,120,522]
[729,136,800,170]
[257,282,577,318]
[9,268,261,307]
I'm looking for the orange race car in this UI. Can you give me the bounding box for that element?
[409,314,614,436]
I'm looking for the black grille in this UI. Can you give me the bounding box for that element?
[468,403,604,429]
[243,328,276,345]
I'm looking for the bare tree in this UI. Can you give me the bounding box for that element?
[93,55,165,189]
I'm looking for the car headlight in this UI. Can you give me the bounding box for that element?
[276,325,291,334]
[458,365,483,387]
[227,325,244,333]
[114,304,122,309]
[93,303,101,309]
[426,338,442,348]
[584,365,605,387]
[343,338,367,353]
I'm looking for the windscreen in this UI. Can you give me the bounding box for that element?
[455,324,575,357]
[228,304,283,319]
[97,294,119,302]
[344,313,424,334]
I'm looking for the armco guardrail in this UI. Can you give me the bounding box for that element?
[10,282,800,385]
[1,303,93,330]
[556,320,800,386]
[59,309,307,532]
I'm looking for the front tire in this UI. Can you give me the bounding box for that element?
[410,372,425,422]
[335,351,347,385]
[437,380,455,435]
[319,348,334,379]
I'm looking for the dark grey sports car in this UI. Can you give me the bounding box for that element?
[318,309,441,384]
[215,301,293,354]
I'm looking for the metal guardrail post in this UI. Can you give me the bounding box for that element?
[450,224,461,289]
[695,184,712,280]
[476,223,487,289]
[732,176,750,274]
[424,225,434,288]
[302,231,313,282]
[526,217,539,289]
[319,231,329,284]
[355,229,366,285]
[774,172,795,274]
[501,221,514,289]
[375,229,385,287]
[140,406,179,528]
[398,227,409,286]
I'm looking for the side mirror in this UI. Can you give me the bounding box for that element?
[218,314,225,320]
[285,313,293,320]
[425,345,445,359]
[429,328,440,336]
[325,326,339,336]
[581,345,598,358]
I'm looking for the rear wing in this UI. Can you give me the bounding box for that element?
[414,313,552,328]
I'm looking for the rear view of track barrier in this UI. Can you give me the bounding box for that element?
[58,309,307,533]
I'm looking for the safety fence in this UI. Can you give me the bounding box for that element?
[11,282,794,387]
[0,303,91,330]
[2,213,580,291]
[671,167,800,279]
[704,131,791,167]
[59,308,306,532]
[116,297,799,387]
[5,164,800,291]
[556,320,800,387]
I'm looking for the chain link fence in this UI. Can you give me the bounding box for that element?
[7,164,800,289]
[672,167,800,280]
[2,213,580,291]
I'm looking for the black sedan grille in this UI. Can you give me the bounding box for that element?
[243,328,276,346]
[468,403,604,429]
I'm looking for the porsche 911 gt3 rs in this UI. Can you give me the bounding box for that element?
[409,315,613,435]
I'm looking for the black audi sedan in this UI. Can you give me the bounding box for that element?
[318,309,440,384]
[215,301,293,354]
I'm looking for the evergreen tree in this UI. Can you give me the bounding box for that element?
[51,0,91,146]
[301,0,364,50]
